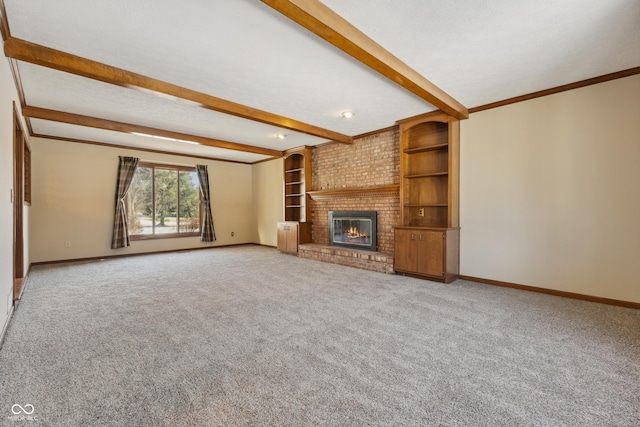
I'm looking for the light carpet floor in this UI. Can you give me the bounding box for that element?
[0,245,638,426]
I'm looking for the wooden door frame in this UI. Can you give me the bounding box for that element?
[12,102,25,301]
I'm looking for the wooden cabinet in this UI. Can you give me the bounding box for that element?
[394,227,459,283]
[277,221,311,254]
[394,111,460,282]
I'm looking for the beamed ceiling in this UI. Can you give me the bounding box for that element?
[1,0,639,164]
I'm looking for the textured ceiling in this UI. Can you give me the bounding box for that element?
[17,62,325,151]
[322,0,640,107]
[30,119,267,164]
[3,0,639,163]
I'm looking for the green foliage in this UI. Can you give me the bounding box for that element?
[154,169,177,227]
[179,171,200,219]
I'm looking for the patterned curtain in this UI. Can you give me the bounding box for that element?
[111,156,139,249]
[196,164,216,242]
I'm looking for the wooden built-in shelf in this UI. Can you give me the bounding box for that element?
[279,148,312,254]
[404,143,448,154]
[396,111,460,283]
[395,225,460,231]
[405,172,448,179]
[282,147,312,224]
[404,203,448,207]
[307,184,399,201]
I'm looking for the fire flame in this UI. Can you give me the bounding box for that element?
[347,227,367,239]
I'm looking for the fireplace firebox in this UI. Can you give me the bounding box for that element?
[329,211,377,251]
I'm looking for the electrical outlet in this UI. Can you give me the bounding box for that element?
[231,231,235,237]
[418,208,425,217]
[65,240,71,248]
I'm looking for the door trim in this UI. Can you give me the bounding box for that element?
[12,102,25,301]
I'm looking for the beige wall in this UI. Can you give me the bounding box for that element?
[30,138,253,262]
[0,57,14,335]
[1,56,31,336]
[460,74,640,303]
[251,158,284,247]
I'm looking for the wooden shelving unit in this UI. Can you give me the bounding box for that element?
[283,149,311,222]
[395,111,460,283]
[279,146,312,253]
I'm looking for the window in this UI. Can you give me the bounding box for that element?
[127,162,201,239]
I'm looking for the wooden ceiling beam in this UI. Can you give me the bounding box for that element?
[4,37,352,144]
[0,0,10,42]
[22,106,284,157]
[262,0,469,120]
[30,134,257,165]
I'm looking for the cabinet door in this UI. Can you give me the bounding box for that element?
[277,222,299,253]
[416,231,444,277]
[277,222,288,252]
[394,229,417,272]
[286,222,299,253]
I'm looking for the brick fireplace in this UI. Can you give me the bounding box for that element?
[297,128,400,273]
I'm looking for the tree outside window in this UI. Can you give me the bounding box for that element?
[127,162,201,239]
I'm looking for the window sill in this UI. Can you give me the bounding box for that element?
[130,232,200,241]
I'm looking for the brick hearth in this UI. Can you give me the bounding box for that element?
[298,243,394,274]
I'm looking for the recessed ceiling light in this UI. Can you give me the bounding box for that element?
[276,133,287,140]
[341,111,355,119]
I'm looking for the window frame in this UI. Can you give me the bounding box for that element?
[128,161,202,241]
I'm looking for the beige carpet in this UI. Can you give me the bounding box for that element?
[1,245,638,426]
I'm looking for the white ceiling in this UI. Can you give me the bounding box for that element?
[324,0,640,107]
[3,0,639,163]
